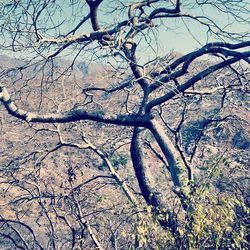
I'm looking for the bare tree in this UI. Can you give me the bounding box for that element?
[0,0,249,249]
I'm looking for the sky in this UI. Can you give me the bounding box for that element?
[52,0,250,60]
[0,0,249,62]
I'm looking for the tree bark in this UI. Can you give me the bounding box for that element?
[130,127,165,208]
[148,118,191,206]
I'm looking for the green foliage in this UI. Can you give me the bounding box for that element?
[183,188,249,249]
[111,153,128,167]
[182,119,207,152]
[128,191,249,250]
[99,152,128,170]
[129,159,249,250]
[232,130,249,150]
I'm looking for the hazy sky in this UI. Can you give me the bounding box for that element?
[0,0,249,62]
[54,0,249,60]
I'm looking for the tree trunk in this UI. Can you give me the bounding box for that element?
[148,119,191,207]
[130,127,165,208]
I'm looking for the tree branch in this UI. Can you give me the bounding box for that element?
[0,84,151,127]
[147,52,250,110]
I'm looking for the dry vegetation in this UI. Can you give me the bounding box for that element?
[0,0,249,249]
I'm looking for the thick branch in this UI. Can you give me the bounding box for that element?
[148,119,192,211]
[146,53,250,110]
[148,119,188,188]
[86,0,103,31]
[0,85,151,127]
[130,127,165,208]
[38,20,129,45]
[149,41,250,91]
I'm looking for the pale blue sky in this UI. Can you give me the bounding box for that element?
[48,0,250,59]
[0,0,249,61]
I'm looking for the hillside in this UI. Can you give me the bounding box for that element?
[0,53,249,249]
